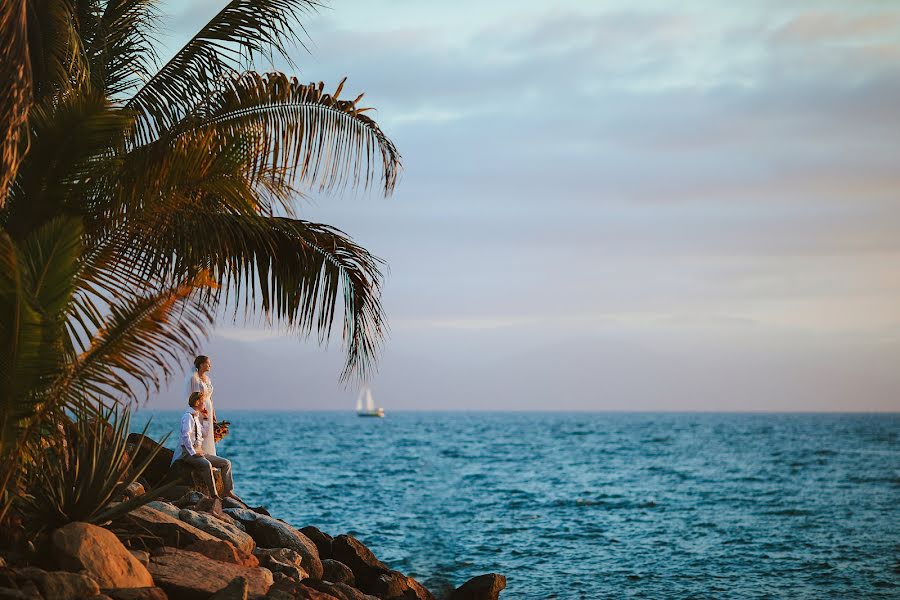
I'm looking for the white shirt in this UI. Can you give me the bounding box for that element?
[177,408,203,460]
[185,371,216,456]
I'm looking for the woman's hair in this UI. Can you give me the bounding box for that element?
[188,391,203,408]
[193,355,209,370]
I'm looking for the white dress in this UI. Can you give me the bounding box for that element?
[186,371,216,456]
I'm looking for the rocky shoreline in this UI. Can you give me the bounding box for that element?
[0,434,506,600]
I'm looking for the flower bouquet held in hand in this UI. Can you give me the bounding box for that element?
[214,420,231,442]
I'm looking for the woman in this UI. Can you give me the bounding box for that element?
[186,355,216,456]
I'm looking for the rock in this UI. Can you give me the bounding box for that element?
[126,434,174,488]
[331,536,433,600]
[148,548,273,600]
[0,589,31,600]
[250,506,271,517]
[173,491,204,508]
[123,482,146,500]
[265,578,338,600]
[128,550,150,568]
[299,527,333,560]
[123,505,219,548]
[321,560,354,586]
[224,508,259,524]
[209,576,248,600]
[222,497,249,511]
[51,522,154,588]
[447,574,506,600]
[105,588,169,600]
[242,517,322,580]
[304,580,379,600]
[158,485,193,502]
[179,509,255,554]
[195,496,223,515]
[11,567,100,600]
[145,501,181,519]
[253,548,308,582]
[186,539,259,568]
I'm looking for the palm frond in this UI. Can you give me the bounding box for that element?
[128,0,319,143]
[193,72,401,195]
[0,0,32,207]
[85,0,161,98]
[55,274,214,406]
[131,211,385,381]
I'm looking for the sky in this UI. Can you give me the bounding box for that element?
[151,0,900,411]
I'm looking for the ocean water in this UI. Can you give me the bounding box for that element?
[135,411,900,599]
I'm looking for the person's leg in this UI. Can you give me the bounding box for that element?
[180,455,217,497]
[205,455,234,495]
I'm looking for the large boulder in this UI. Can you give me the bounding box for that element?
[264,578,338,600]
[187,539,259,568]
[253,548,308,582]
[148,548,273,600]
[126,433,174,488]
[209,576,248,600]
[238,516,322,580]
[447,574,506,600]
[304,580,379,600]
[299,527,333,560]
[123,505,218,548]
[321,560,354,586]
[145,501,181,520]
[331,536,433,600]
[105,588,168,600]
[179,509,255,554]
[51,522,153,588]
[7,567,100,600]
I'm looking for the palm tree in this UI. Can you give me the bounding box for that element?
[0,0,401,523]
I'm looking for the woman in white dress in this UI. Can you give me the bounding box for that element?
[186,355,216,456]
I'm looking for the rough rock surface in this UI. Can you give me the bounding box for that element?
[264,577,338,600]
[148,548,273,600]
[124,505,218,548]
[145,501,181,519]
[104,588,168,600]
[253,548,308,582]
[128,550,150,568]
[187,539,259,567]
[196,497,223,515]
[447,574,507,600]
[209,576,248,600]
[179,508,255,553]
[7,567,100,600]
[125,433,173,488]
[233,515,322,580]
[321,560,354,586]
[331,536,434,600]
[51,522,153,589]
[305,579,380,600]
[300,526,333,560]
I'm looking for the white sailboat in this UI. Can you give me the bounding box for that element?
[356,385,385,418]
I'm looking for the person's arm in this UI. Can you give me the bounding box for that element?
[180,414,198,457]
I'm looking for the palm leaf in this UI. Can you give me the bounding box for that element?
[130,210,385,381]
[128,0,319,143]
[0,0,32,207]
[191,72,401,195]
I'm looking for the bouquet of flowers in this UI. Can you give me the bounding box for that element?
[213,420,231,442]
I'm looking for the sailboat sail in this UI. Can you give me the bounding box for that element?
[356,384,384,417]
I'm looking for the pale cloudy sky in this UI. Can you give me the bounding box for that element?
[153,0,900,411]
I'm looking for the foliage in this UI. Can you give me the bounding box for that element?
[21,404,172,535]
[0,0,401,529]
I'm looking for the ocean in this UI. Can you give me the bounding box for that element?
[134,411,900,599]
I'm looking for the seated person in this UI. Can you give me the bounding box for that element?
[175,391,241,501]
